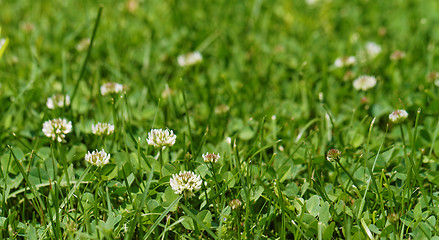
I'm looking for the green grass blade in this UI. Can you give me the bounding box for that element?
[71,6,103,102]
[180,204,218,239]
[143,195,183,240]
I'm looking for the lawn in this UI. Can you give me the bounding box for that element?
[1,0,439,239]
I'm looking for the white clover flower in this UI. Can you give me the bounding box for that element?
[389,109,408,124]
[390,50,406,61]
[42,118,72,142]
[229,199,242,210]
[305,0,319,5]
[428,72,439,83]
[76,38,90,52]
[334,56,356,68]
[353,75,377,91]
[365,42,382,59]
[46,94,70,109]
[126,0,139,13]
[202,152,220,163]
[350,33,359,43]
[85,149,110,167]
[100,82,124,96]
[147,128,176,149]
[214,104,230,115]
[170,171,202,198]
[326,149,341,162]
[161,84,175,99]
[177,51,202,67]
[92,122,115,136]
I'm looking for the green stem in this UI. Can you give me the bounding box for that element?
[58,142,71,189]
[334,162,355,199]
[399,124,411,215]
[334,157,360,191]
[71,6,103,102]
[109,96,118,151]
[159,148,164,177]
[209,162,220,222]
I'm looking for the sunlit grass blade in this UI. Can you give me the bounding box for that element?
[143,195,183,240]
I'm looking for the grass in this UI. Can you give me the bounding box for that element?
[1,0,439,239]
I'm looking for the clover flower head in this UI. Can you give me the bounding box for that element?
[177,51,202,67]
[42,118,72,142]
[428,71,439,83]
[170,171,202,198]
[147,128,176,149]
[389,109,408,124]
[46,94,70,109]
[100,82,124,96]
[161,85,175,99]
[92,122,115,136]
[343,71,356,81]
[20,22,35,33]
[76,38,90,52]
[85,149,110,167]
[365,42,382,58]
[0,39,6,48]
[326,149,341,162]
[390,50,406,61]
[229,199,242,210]
[353,75,377,91]
[214,104,230,114]
[202,152,220,163]
[305,0,319,5]
[334,56,356,68]
[126,0,139,13]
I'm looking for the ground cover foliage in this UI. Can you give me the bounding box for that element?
[1,0,439,239]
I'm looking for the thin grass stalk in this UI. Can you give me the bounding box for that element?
[71,6,103,102]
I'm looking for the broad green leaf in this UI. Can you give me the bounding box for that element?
[427,171,439,186]
[196,210,212,228]
[312,156,325,164]
[162,163,176,176]
[221,171,234,188]
[100,164,117,180]
[147,199,159,212]
[306,195,320,217]
[196,164,209,178]
[144,195,182,240]
[368,223,381,234]
[180,204,218,239]
[413,222,432,240]
[323,222,335,240]
[351,134,364,148]
[319,201,330,224]
[250,186,264,202]
[239,127,255,140]
[414,202,422,219]
[113,152,128,169]
[26,224,37,239]
[127,173,135,186]
[162,187,179,212]
[180,216,195,230]
[284,182,299,197]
